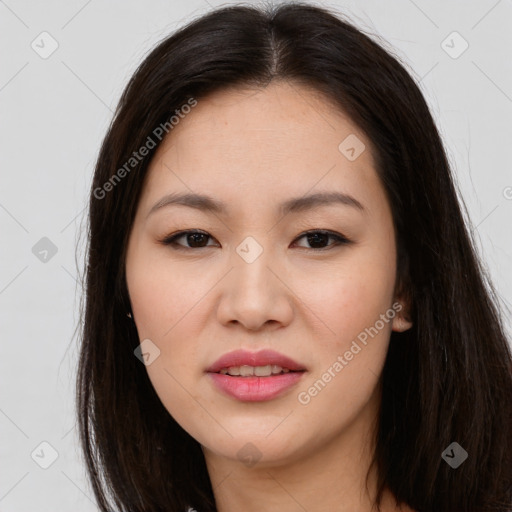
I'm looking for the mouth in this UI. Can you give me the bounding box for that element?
[218,364,301,377]
[206,349,307,402]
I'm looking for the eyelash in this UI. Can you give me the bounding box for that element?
[159,229,352,252]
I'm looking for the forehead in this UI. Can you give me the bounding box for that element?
[153,80,373,162]
[140,81,383,218]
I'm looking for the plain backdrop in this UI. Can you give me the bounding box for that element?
[1,0,511,510]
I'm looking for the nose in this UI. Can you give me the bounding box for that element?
[216,240,293,332]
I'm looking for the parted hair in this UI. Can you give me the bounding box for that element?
[76,2,512,511]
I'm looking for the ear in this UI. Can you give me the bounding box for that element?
[391,298,413,333]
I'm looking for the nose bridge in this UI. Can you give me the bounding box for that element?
[217,234,291,330]
[231,234,275,294]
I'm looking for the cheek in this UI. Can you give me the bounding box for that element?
[297,247,396,349]
[127,252,208,342]
[292,244,397,420]
[126,252,211,392]
[127,263,205,430]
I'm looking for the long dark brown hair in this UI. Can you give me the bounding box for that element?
[76,2,512,511]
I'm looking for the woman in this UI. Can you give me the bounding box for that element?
[76,3,512,511]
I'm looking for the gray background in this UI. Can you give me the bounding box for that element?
[1,0,511,510]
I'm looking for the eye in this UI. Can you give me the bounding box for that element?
[159,229,351,251]
[159,230,217,249]
[292,230,351,251]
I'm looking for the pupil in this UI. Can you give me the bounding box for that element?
[188,233,207,247]
[307,232,328,248]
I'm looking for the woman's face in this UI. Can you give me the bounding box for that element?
[125,81,411,468]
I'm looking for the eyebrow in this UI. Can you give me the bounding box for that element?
[147,190,365,218]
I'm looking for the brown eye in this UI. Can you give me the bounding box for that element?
[160,230,217,249]
[293,230,351,250]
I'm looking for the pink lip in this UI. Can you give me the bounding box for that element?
[206,349,307,402]
[206,349,306,373]
[208,372,305,402]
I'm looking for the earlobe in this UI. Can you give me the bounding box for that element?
[391,315,413,332]
[391,298,413,332]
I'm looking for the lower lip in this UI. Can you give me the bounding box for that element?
[207,371,305,402]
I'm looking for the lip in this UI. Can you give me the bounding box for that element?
[208,372,305,402]
[206,349,306,374]
[206,349,307,402]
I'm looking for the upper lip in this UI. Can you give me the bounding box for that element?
[206,349,306,373]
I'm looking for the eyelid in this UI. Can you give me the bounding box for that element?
[159,229,352,251]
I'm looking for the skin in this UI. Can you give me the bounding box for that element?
[125,80,415,512]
